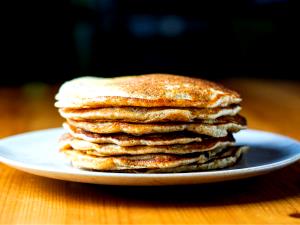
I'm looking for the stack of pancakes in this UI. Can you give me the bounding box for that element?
[55,74,247,173]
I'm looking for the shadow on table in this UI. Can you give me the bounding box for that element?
[35,164,300,207]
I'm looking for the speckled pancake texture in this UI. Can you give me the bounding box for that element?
[55,74,241,108]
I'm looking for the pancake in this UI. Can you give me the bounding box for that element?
[66,115,246,137]
[145,146,247,173]
[59,133,235,156]
[59,105,241,123]
[55,74,241,108]
[55,74,248,173]
[64,123,205,146]
[62,146,245,171]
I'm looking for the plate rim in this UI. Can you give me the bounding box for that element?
[0,128,300,179]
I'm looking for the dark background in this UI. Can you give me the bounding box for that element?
[2,0,292,85]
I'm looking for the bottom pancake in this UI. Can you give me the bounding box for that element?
[62,146,247,172]
[145,146,247,173]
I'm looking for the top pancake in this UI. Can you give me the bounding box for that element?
[55,74,241,108]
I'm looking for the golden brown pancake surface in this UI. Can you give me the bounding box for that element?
[55,74,241,108]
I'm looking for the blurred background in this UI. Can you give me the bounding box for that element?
[2,0,292,85]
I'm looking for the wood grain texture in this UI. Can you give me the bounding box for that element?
[0,79,299,224]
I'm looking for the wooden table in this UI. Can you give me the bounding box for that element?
[0,79,299,224]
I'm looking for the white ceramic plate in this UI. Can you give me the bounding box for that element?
[0,128,299,186]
